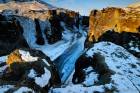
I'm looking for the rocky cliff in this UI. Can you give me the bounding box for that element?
[0,1,80,56]
[88,4,140,42]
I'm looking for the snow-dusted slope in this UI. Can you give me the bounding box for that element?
[50,42,140,93]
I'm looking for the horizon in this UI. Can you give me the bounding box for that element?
[43,0,140,16]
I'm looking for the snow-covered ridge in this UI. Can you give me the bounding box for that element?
[0,1,57,20]
[51,42,140,93]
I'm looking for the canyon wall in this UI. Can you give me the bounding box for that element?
[89,6,140,42]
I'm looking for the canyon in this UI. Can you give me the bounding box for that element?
[0,0,139,93]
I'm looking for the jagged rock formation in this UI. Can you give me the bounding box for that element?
[0,49,61,92]
[98,30,140,57]
[0,0,80,56]
[0,0,140,93]
[0,14,28,56]
[88,4,140,41]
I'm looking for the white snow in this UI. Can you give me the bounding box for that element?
[42,59,50,66]
[0,85,14,93]
[0,65,8,73]
[86,42,140,92]
[129,41,140,52]
[35,68,51,87]
[130,47,140,52]
[83,67,98,86]
[58,35,86,83]
[28,68,51,88]
[28,69,37,78]
[19,50,38,62]
[17,18,77,61]
[0,56,7,63]
[50,42,140,93]
[14,87,34,93]
[49,84,105,93]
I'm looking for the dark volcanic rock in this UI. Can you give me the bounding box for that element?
[0,14,28,56]
[73,53,114,85]
[81,16,89,27]
[98,30,140,57]
[34,18,45,45]
[45,13,63,44]
[0,49,61,92]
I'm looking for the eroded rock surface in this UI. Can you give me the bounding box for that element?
[89,5,140,41]
[0,49,61,93]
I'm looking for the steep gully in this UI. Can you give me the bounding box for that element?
[19,16,87,84]
[54,33,86,83]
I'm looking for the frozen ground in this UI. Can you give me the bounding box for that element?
[50,42,140,93]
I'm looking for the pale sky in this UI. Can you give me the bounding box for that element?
[43,0,140,15]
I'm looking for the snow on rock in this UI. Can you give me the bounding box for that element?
[0,65,8,73]
[14,87,35,93]
[85,42,140,92]
[28,67,51,88]
[129,41,140,53]
[28,69,37,78]
[51,42,140,93]
[83,66,98,86]
[42,59,50,66]
[19,50,38,62]
[49,84,105,93]
[17,17,77,61]
[0,56,7,63]
[0,85,14,93]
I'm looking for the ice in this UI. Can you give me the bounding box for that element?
[14,87,35,93]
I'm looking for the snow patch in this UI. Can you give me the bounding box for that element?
[50,84,105,93]
[0,56,7,63]
[35,68,51,87]
[85,42,140,92]
[28,67,51,88]
[14,87,34,93]
[19,50,38,62]
[28,69,37,78]
[42,59,50,66]
[83,67,98,86]
[0,65,8,73]
[0,85,14,93]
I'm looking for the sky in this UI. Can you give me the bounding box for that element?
[44,0,140,15]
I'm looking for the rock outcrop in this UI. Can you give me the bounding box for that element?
[98,30,140,57]
[0,49,61,92]
[88,5,140,42]
[0,14,28,56]
[51,42,140,93]
[0,0,80,48]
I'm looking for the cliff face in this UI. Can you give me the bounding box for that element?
[0,1,80,56]
[89,5,140,42]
